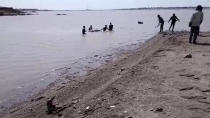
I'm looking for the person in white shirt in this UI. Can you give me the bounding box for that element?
[189,5,204,44]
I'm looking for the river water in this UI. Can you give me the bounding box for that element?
[0,9,209,108]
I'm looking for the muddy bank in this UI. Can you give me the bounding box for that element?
[0,7,36,16]
[2,31,210,118]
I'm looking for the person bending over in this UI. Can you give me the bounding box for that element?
[157,15,164,32]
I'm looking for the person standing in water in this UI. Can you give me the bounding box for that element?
[88,25,93,32]
[189,5,204,44]
[82,26,86,35]
[102,25,108,31]
[108,22,114,31]
[157,15,164,32]
[168,13,180,32]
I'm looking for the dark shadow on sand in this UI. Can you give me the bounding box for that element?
[196,43,210,46]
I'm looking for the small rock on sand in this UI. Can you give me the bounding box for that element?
[184,54,192,58]
[155,108,163,112]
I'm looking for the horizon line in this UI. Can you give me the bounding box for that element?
[1,6,210,11]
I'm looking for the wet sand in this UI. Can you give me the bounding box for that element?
[2,31,210,118]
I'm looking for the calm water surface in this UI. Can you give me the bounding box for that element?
[0,9,210,108]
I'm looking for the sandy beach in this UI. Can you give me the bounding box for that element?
[1,31,210,118]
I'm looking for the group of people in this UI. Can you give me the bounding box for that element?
[82,22,114,35]
[157,13,180,32]
[82,5,204,45]
[157,5,203,44]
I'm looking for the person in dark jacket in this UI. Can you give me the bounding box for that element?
[157,15,164,32]
[102,25,108,31]
[108,22,114,31]
[82,26,86,35]
[168,13,180,32]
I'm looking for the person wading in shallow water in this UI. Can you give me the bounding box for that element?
[102,25,108,31]
[157,15,164,32]
[168,13,180,32]
[189,5,204,44]
[108,22,114,31]
[88,25,93,32]
[82,26,86,35]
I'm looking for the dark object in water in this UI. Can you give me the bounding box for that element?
[56,14,67,15]
[89,29,101,32]
[102,25,108,31]
[138,21,143,24]
[82,26,86,35]
[109,22,114,31]
[88,25,93,31]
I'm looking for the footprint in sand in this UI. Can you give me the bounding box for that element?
[202,90,210,93]
[187,107,210,113]
[151,66,159,70]
[179,74,195,77]
[153,54,166,57]
[198,99,210,105]
[181,96,207,100]
[175,69,186,73]
[179,87,194,91]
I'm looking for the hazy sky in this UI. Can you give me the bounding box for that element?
[0,0,210,10]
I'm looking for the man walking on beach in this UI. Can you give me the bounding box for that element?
[168,13,180,32]
[157,15,164,32]
[189,5,204,44]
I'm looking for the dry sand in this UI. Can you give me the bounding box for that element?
[2,31,210,118]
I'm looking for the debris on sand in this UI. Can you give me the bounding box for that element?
[47,97,57,114]
[121,68,125,71]
[46,97,68,114]
[84,106,95,116]
[155,107,163,112]
[31,96,45,102]
[184,54,192,58]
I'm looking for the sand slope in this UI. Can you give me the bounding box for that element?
[2,31,210,118]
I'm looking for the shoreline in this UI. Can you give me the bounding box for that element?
[2,31,210,118]
[0,34,146,116]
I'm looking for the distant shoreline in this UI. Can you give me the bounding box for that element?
[1,6,210,13]
[37,7,210,11]
[113,7,210,10]
[0,7,36,16]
